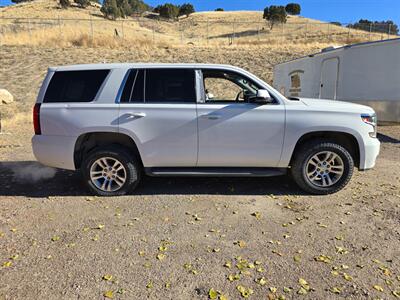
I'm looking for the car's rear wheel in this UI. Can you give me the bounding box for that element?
[82,146,141,196]
[290,140,354,194]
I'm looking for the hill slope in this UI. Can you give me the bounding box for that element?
[1,0,395,48]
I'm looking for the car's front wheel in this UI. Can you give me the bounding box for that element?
[290,140,354,194]
[82,146,141,196]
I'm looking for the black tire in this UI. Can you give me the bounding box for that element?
[290,140,354,195]
[81,145,141,196]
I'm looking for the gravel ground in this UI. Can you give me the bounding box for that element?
[0,117,399,300]
[0,45,399,300]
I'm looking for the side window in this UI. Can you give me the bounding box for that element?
[145,69,196,103]
[120,69,144,103]
[204,77,242,101]
[43,70,109,103]
[202,70,261,103]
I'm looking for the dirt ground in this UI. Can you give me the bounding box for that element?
[0,45,400,300]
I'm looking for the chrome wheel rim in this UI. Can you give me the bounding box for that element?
[90,157,127,192]
[305,151,344,187]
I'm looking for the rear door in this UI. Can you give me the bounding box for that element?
[118,68,198,167]
[197,69,285,167]
[320,58,339,99]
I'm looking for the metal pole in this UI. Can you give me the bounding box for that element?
[257,24,260,41]
[152,24,155,43]
[305,22,308,40]
[121,20,124,39]
[327,23,330,39]
[232,19,235,44]
[369,23,372,40]
[58,15,61,37]
[388,23,391,39]
[28,18,32,37]
[180,23,183,45]
[206,18,209,44]
[347,26,350,42]
[90,14,94,41]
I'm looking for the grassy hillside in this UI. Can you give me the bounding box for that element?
[1,0,396,48]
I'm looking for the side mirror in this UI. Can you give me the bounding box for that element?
[250,89,273,104]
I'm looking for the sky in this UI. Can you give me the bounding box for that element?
[1,0,400,26]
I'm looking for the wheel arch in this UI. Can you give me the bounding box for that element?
[74,132,143,169]
[289,131,361,168]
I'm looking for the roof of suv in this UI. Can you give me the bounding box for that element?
[52,63,247,72]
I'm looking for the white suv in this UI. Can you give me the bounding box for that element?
[32,63,380,196]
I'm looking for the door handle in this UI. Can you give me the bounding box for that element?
[200,114,221,120]
[126,112,146,118]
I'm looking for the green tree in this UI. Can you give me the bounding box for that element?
[74,0,90,8]
[59,0,70,8]
[348,19,399,35]
[285,3,301,15]
[153,4,162,13]
[101,0,120,20]
[263,5,287,29]
[129,0,151,14]
[178,3,195,17]
[117,0,132,17]
[215,8,224,12]
[158,3,179,19]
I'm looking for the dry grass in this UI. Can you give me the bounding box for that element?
[1,0,397,48]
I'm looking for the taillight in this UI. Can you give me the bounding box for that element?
[33,103,41,135]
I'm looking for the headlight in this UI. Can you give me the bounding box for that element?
[361,113,377,138]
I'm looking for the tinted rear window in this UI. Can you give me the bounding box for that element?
[43,70,109,103]
[145,69,196,103]
[120,69,145,103]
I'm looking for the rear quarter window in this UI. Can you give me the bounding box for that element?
[43,70,109,103]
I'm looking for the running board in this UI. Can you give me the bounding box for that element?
[145,167,287,177]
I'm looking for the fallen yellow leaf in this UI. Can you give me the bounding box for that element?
[373,285,384,292]
[102,274,113,281]
[103,290,113,299]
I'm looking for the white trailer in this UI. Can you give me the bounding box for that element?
[273,38,400,123]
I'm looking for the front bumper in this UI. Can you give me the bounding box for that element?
[359,137,380,170]
[32,135,77,170]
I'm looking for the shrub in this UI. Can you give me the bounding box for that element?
[117,0,132,17]
[129,0,151,14]
[215,8,224,12]
[74,0,90,8]
[101,0,121,20]
[348,19,399,35]
[330,21,342,27]
[178,3,195,17]
[158,3,179,19]
[285,3,301,15]
[59,0,70,8]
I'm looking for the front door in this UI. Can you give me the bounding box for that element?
[118,68,198,167]
[320,58,339,99]
[197,69,285,167]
